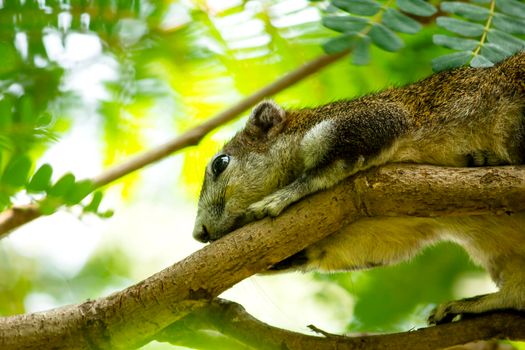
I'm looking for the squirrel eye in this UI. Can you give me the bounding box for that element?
[211,154,230,177]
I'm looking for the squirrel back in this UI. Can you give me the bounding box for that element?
[194,52,525,242]
[193,52,525,324]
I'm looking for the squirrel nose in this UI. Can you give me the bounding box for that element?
[193,225,210,243]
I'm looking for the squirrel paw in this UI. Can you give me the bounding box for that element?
[427,294,494,325]
[246,192,293,221]
[427,302,462,325]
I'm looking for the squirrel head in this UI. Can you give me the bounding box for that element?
[193,100,298,242]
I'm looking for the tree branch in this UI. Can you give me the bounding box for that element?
[0,165,524,349]
[0,51,349,239]
[0,204,40,236]
[156,298,525,350]
[90,51,349,188]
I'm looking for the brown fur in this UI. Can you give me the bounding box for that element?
[193,52,525,324]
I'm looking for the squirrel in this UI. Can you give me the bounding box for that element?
[192,52,525,325]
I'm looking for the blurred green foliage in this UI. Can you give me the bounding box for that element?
[0,1,522,349]
[316,242,483,332]
[0,245,132,315]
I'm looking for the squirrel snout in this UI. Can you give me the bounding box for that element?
[193,224,211,243]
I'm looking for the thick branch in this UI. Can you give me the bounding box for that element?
[156,298,525,350]
[0,165,524,349]
[0,51,349,239]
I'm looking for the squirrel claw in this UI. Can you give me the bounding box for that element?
[428,295,487,325]
[428,303,460,325]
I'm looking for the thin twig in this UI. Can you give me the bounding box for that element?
[92,51,348,187]
[0,51,349,239]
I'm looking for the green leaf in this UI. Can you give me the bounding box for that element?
[471,54,494,67]
[0,136,11,151]
[382,8,422,34]
[0,42,19,76]
[433,34,479,50]
[332,0,381,16]
[36,113,53,127]
[2,154,32,188]
[493,13,525,35]
[27,163,53,192]
[0,192,9,211]
[97,210,114,219]
[19,96,35,124]
[436,17,485,37]
[0,98,13,130]
[480,43,512,63]
[65,180,94,205]
[39,197,60,215]
[323,35,356,54]
[84,191,103,213]
[440,1,490,21]
[397,0,437,16]
[352,36,371,65]
[0,191,10,211]
[48,173,76,197]
[496,0,525,19]
[432,51,472,71]
[322,16,369,33]
[488,29,525,53]
[369,24,404,52]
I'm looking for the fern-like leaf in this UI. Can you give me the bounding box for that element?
[433,0,525,71]
[323,0,436,65]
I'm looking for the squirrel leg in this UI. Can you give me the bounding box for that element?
[246,159,352,220]
[465,150,506,166]
[428,290,525,324]
[246,112,406,221]
[268,216,439,271]
[428,256,525,324]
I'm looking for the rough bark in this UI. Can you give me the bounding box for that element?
[156,299,525,350]
[0,164,524,349]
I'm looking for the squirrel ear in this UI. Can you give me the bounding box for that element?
[247,100,285,134]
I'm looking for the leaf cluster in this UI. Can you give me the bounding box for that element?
[317,243,481,331]
[0,0,168,218]
[433,0,525,70]
[321,0,525,70]
[322,0,437,64]
[0,154,111,217]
